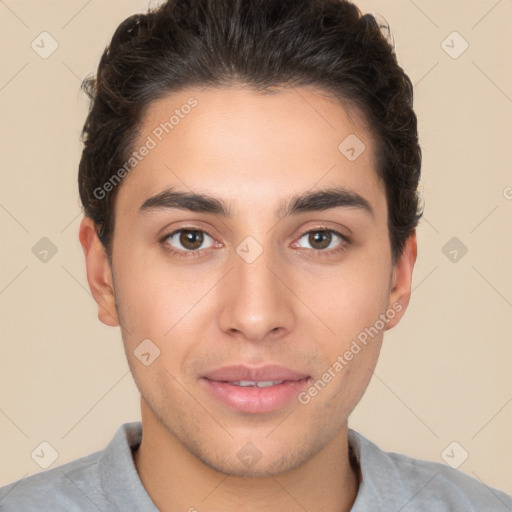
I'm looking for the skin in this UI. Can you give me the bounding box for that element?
[79,85,417,512]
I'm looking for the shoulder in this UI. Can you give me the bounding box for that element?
[0,422,144,512]
[348,429,512,511]
[0,449,104,511]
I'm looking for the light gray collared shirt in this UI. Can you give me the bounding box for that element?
[1,421,511,511]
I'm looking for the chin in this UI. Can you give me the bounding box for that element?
[198,451,305,479]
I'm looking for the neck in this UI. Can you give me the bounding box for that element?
[133,400,360,512]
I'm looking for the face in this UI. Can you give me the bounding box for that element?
[80,85,415,477]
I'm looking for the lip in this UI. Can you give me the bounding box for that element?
[201,365,311,414]
[202,364,310,382]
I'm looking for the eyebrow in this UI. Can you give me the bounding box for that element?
[138,186,374,218]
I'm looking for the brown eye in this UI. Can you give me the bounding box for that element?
[179,230,204,250]
[164,229,214,252]
[295,229,347,252]
[308,231,332,250]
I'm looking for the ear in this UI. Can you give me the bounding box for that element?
[78,216,120,327]
[385,231,417,330]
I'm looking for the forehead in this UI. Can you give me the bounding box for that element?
[114,85,385,218]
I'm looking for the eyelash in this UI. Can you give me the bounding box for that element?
[159,226,350,259]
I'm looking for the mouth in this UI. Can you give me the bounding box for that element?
[225,380,286,388]
[200,365,311,414]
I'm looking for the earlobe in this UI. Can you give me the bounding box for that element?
[78,217,120,327]
[385,231,417,330]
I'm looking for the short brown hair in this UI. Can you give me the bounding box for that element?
[78,0,422,262]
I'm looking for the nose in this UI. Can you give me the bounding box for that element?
[217,245,296,343]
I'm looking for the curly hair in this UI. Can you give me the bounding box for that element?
[78,0,422,263]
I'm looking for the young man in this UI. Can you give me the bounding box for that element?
[1,0,511,510]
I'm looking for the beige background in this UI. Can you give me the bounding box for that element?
[1,0,511,497]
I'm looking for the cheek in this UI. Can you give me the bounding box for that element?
[113,246,196,333]
[114,270,198,398]
[297,257,391,344]
[113,253,217,374]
